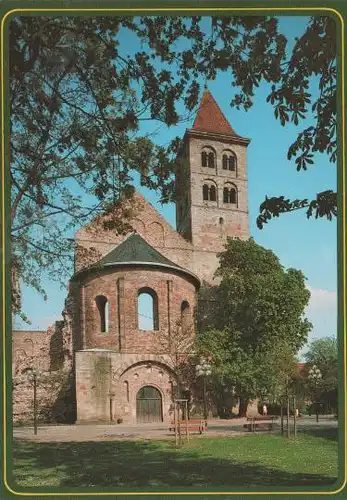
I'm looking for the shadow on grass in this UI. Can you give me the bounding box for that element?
[12,439,337,490]
[298,427,338,441]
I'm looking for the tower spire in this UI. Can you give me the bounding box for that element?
[192,89,238,136]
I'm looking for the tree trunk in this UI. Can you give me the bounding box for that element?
[238,396,249,417]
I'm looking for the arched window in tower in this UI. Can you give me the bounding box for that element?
[202,182,217,202]
[201,151,207,167]
[138,288,159,331]
[229,187,237,204]
[181,301,191,334]
[223,185,237,205]
[222,150,237,173]
[208,152,215,168]
[95,295,109,333]
[223,187,229,203]
[228,156,236,171]
[209,185,216,201]
[201,147,216,169]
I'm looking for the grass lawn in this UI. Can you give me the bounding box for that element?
[11,428,338,491]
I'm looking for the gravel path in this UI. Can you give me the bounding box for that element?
[13,416,337,443]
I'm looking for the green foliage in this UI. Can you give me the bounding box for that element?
[197,238,312,409]
[304,337,337,370]
[10,16,182,308]
[304,337,338,412]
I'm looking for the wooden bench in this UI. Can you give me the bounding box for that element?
[169,419,207,434]
[244,416,278,432]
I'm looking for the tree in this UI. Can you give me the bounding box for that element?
[304,336,338,413]
[155,318,196,395]
[305,336,337,369]
[10,16,184,316]
[9,15,336,314]
[196,238,312,416]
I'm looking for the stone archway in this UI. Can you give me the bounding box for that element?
[136,385,163,423]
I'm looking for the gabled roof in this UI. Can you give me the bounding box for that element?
[192,89,239,137]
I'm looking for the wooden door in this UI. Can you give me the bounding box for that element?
[136,386,162,423]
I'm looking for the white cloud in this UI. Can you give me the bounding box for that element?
[306,285,337,311]
[298,285,337,360]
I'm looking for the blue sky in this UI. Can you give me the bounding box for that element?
[14,16,337,358]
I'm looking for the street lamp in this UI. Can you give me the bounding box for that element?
[308,364,322,423]
[196,357,212,420]
[26,368,39,435]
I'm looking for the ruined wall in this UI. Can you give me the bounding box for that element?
[74,191,195,277]
[12,297,75,423]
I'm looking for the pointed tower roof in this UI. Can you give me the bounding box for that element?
[192,89,239,136]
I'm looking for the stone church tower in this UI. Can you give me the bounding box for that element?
[176,89,250,283]
[12,90,251,425]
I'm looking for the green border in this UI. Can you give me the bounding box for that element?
[1,1,346,498]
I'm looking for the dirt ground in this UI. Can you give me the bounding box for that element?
[13,416,338,443]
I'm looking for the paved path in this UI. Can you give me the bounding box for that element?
[13,416,337,443]
[13,419,246,442]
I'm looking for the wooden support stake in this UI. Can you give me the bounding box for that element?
[293,396,297,439]
[185,401,189,441]
[174,402,178,447]
[286,395,290,438]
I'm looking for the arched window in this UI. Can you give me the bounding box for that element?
[95,295,109,333]
[223,187,229,203]
[202,183,217,202]
[181,301,191,333]
[222,150,237,172]
[230,187,237,204]
[223,185,237,204]
[208,152,215,168]
[228,156,235,171]
[201,151,207,167]
[201,147,216,168]
[138,287,159,331]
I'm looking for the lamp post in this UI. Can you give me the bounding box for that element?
[196,357,212,420]
[27,368,39,435]
[308,364,322,423]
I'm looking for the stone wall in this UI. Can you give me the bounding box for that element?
[12,297,75,423]
[174,130,249,284]
[74,191,194,275]
[75,351,178,424]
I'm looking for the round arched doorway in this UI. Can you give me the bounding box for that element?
[136,386,163,423]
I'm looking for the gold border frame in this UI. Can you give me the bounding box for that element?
[1,6,345,497]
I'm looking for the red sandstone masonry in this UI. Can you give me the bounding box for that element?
[74,191,194,272]
[73,267,197,354]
